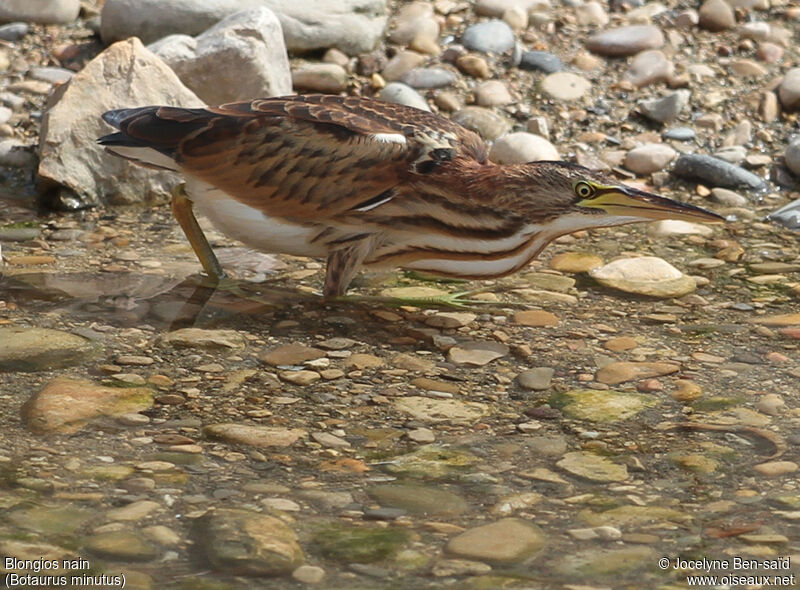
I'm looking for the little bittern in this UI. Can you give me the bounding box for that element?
[99,94,723,298]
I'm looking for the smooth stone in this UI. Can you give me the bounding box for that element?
[384,445,482,480]
[455,54,490,78]
[604,336,638,351]
[400,67,458,89]
[517,367,555,390]
[0,0,79,24]
[0,139,36,168]
[729,58,767,78]
[447,341,509,366]
[377,82,430,111]
[778,68,800,112]
[476,0,549,17]
[672,154,768,191]
[382,50,426,81]
[638,89,690,124]
[595,361,680,385]
[513,310,559,326]
[550,388,658,421]
[785,139,800,176]
[312,524,409,563]
[590,256,696,298]
[475,80,513,106]
[432,559,492,577]
[713,145,747,164]
[85,531,158,562]
[549,252,603,272]
[39,38,203,207]
[575,1,609,26]
[106,500,161,522]
[203,423,306,447]
[102,0,388,55]
[753,461,798,476]
[586,25,664,57]
[699,0,736,32]
[446,519,545,565]
[647,219,714,237]
[519,51,564,73]
[22,377,153,434]
[0,226,40,241]
[159,328,245,350]
[0,327,98,372]
[0,22,29,41]
[757,42,783,63]
[580,505,689,527]
[624,143,676,174]
[259,343,325,366]
[557,451,628,482]
[197,509,304,575]
[768,199,800,230]
[292,63,348,93]
[387,1,439,46]
[393,397,489,423]
[367,483,468,515]
[662,127,695,141]
[554,547,657,577]
[739,21,771,40]
[292,565,326,585]
[29,66,74,85]
[148,8,291,105]
[624,50,674,88]
[452,106,511,140]
[489,132,559,164]
[462,20,515,54]
[540,72,591,101]
[425,312,477,329]
[710,187,748,207]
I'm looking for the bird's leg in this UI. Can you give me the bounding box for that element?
[170,183,225,282]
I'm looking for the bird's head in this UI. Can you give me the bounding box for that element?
[516,162,724,227]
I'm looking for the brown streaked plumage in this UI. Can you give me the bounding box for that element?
[98,94,723,297]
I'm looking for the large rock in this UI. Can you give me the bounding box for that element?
[38,38,203,206]
[101,0,388,55]
[148,8,291,105]
[590,256,697,298]
[0,0,80,24]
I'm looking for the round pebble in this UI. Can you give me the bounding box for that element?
[540,72,591,101]
[489,132,559,164]
[401,67,458,89]
[698,0,736,32]
[475,80,513,106]
[624,143,677,175]
[785,139,800,176]
[519,51,563,73]
[778,68,800,112]
[378,82,431,111]
[462,20,516,54]
[638,90,690,124]
[586,25,664,57]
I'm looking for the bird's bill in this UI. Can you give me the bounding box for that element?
[578,186,725,223]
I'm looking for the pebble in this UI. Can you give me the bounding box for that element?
[590,257,697,298]
[489,132,559,164]
[710,187,749,206]
[517,367,555,390]
[595,361,679,385]
[513,310,559,327]
[292,63,348,93]
[662,127,695,141]
[756,42,782,63]
[540,72,591,102]
[407,427,436,443]
[0,22,29,41]
[159,328,244,350]
[378,82,430,111]
[0,140,36,168]
[368,483,468,516]
[778,68,800,112]
[448,341,509,365]
[586,25,664,57]
[203,424,306,448]
[519,51,564,73]
[260,343,325,366]
[647,220,714,237]
[446,518,545,564]
[401,67,458,89]
[624,50,674,88]
[382,51,426,81]
[475,80,513,106]
[0,0,80,24]
[784,139,800,176]
[292,565,326,585]
[452,106,511,140]
[698,0,736,31]
[388,2,439,46]
[0,327,98,372]
[557,451,628,482]
[575,1,609,26]
[555,388,657,421]
[604,336,638,351]
[462,20,516,54]
[624,143,677,175]
[456,54,490,78]
[672,154,768,191]
[752,461,798,477]
[638,90,691,124]
[549,252,603,272]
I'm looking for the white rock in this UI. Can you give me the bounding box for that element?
[149,8,291,105]
[388,1,439,45]
[292,565,326,584]
[489,132,559,164]
[647,220,715,237]
[476,0,550,17]
[540,72,591,101]
[590,256,697,298]
[784,138,800,177]
[102,0,388,55]
[624,143,677,175]
[0,0,79,24]
[378,82,431,111]
[38,38,204,206]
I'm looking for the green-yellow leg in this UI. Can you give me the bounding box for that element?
[330,288,501,310]
[171,183,226,281]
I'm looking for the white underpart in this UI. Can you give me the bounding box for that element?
[369,133,407,144]
[184,178,325,258]
[106,146,179,172]
[404,212,640,276]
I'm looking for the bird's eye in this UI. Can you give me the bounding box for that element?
[574,181,595,199]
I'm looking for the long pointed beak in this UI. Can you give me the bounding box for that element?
[579,186,725,223]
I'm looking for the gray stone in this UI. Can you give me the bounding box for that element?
[785,139,800,176]
[197,509,304,575]
[767,199,800,230]
[0,327,98,372]
[672,154,768,191]
[624,143,676,175]
[0,140,35,168]
[476,0,549,17]
[393,397,489,423]
[779,69,800,112]
[662,127,695,141]
[519,51,563,73]
[159,328,245,350]
[0,0,79,24]
[292,63,348,93]
[447,341,509,366]
[0,22,30,41]
[377,82,430,111]
[367,483,469,516]
[400,67,458,89]
[102,0,388,55]
[489,132,559,164]
[624,50,674,88]
[638,89,690,124]
[710,187,748,207]
[452,106,511,140]
[462,20,515,54]
[29,66,74,85]
[148,7,291,105]
[557,451,628,482]
[586,25,664,57]
[517,367,555,390]
[38,38,203,206]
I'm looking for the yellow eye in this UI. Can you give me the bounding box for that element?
[575,181,595,199]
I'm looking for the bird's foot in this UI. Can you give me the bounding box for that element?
[329,288,507,310]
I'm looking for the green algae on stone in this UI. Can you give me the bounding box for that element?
[553,546,658,579]
[382,445,483,480]
[578,505,692,527]
[549,389,658,422]
[84,530,159,562]
[367,483,469,516]
[0,327,100,372]
[312,523,410,563]
[79,465,136,481]
[22,377,153,434]
[8,505,94,536]
[196,508,304,576]
[668,453,719,473]
[690,395,747,411]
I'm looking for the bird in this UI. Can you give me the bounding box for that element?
[98,93,723,304]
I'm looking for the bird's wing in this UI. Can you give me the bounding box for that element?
[100,94,487,221]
